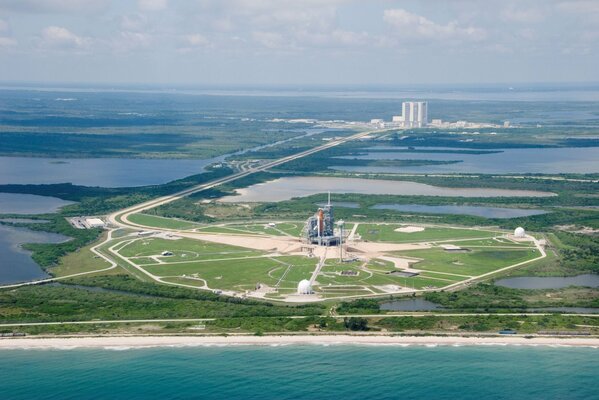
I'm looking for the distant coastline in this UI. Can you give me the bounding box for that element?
[1,334,598,350]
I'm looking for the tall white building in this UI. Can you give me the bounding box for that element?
[401,101,428,128]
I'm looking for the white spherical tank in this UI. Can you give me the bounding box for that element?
[514,227,526,238]
[297,279,312,294]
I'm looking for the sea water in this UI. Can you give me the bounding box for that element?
[0,345,597,399]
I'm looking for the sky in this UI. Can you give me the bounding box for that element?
[0,0,597,85]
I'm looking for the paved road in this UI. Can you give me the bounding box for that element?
[0,128,383,291]
[109,128,383,230]
[0,125,549,302]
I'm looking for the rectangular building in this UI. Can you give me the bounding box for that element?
[401,101,428,128]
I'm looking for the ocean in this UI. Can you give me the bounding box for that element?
[1,345,597,399]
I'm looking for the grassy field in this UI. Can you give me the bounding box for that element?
[194,226,264,235]
[193,221,305,237]
[100,217,544,300]
[117,237,262,260]
[48,233,114,277]
[142,255,316,291]
[357,223,498,243]
[128,213,200,230]
[452,237,532,247]
[395,247,540,276]
[314,260,465,290]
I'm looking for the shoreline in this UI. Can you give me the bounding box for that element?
[1,334,599,350]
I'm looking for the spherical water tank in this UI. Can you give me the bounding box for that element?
[514,227,526,238]
[297,279,312,294]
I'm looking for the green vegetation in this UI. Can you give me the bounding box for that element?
[396,247,539,276]
[0,166,234,216]
[2,215,102,270]
[425,283,599,310]
[1,94,598,337]
[0,275,325,324]
[127,213,201,230]
[48,233,114,277]
[376,314,599,334]
[357,223,497,243]
[343,317,369,331]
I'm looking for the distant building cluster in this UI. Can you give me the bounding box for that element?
[371,101,428,128]
[429,119,508,129]
[369,100,511,130]
[392,101,428,128]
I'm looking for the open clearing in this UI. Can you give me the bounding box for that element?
[105,219,544,302]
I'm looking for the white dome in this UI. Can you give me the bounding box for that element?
[297,279,312,294]
[514,227,526,238]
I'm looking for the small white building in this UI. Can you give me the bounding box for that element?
[297,279,313,295]
[86,218,105,228]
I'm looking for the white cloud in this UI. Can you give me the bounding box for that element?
[0,19,9,32]
[0,0,109,14]
[295,29,371,48]
[252,31,286,49]
[113,31,152,52]
[383,9,486,42]
[557,0,599,14]
[0,36,16,47]
[138,0,167,12]
[120,14,148,31]
[177,33,210,53]
[185,34,209,47]
[500,6,544,23]
[40,26,90,49]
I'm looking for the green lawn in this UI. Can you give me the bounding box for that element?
[128,213,199,230]
[49,237,113,277]
[142,255,316,291]
[117,237,262,261]
[196,222,304,237]
[451,238,533,247]
[194,226,263,235]
[357,224,498,243]
[395,247,540,276]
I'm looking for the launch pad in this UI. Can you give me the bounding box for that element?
[302,193,341,246]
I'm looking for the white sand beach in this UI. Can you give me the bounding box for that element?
[1,334,598,349]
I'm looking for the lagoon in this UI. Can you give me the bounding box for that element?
[371,204,548,219]
[495,274,599,289]
[334,146,599,174]
[0,224,69,284]
[0,156,220,187]
[0,193,74,214]
[220,177,556,203]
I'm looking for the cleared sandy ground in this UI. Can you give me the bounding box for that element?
[351,242,430,253]
[1,335,598,349]
[178,232,429,259]
[394,226,425,233]
[180,232,300,253]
